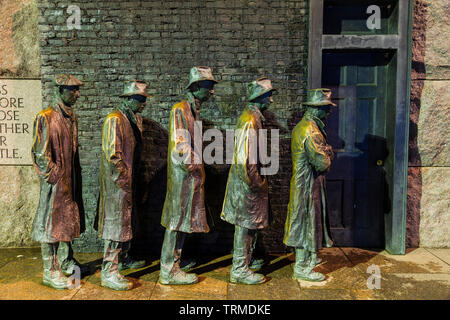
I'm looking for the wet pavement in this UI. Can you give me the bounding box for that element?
[0,247,448,300]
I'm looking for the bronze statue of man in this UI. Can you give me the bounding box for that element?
[221,77,276,284]
[284,88,336,282]
[159,66,217,285]
[96,80,151,290]
[31,74,85,289]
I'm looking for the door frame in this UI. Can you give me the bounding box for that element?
[307,0,414,254]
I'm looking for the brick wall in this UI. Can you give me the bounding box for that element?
[37,0,309,254]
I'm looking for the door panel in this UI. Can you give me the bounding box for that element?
[322,51,394,247]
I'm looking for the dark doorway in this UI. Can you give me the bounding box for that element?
[322,50,397,247]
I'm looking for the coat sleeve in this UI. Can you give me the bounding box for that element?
[171,107,199,172]
[102,116,129,189]
[243,121,266,189]
[304,129,332,173]
[31,114,61,184]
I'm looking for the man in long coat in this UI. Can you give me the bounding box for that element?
[31,74,84,289]
[159,66,217,285]
[96,80,151,290]
[283,88,336,282]
[221,77,276,284]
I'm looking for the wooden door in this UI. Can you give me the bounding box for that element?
[322,51,395,247]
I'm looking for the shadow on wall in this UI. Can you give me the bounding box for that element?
[130,107,297,257]
[406,0,427,248]
[131,117,235,257]
[131,118,169,257]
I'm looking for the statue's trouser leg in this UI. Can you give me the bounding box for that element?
[119,241,131,262]
[101,240,132,290]
[159,229,197,284]
[102,240,122,274]
[41,242,70,289]
[294,248,310,271]
[231,226,253,275]
[293,248,325,282]
[249,231,264,269]
[117,241,146,270]
[230,226,265,284]
[57,241,75,274]
[160,229,184,277]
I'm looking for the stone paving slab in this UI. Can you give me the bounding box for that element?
[151,276,228,300]
[426,248,450,265]
[228,277,302,300]
[341,247,450,274]
[371,273,450,300]
[121,259,161,282]
[297,289,353,300]
[297,248,370,290]
[260,254,295,279]
[378,248,450,273]
[0,248,40,269]
[0,249,79,300]
[0,279,79,300]
[0,248,449,300]
[223,254,302,300]
[349,289,379,300]
[0,255,43,283]
[71,270,155,300]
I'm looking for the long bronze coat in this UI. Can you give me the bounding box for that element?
[283,114,333,252]
[221,105,269,230]
[161,100,209,233]
[96,105,143,242]
[31,102,81,243]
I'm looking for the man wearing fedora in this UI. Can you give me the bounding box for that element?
[96,80,151,290]
[221,77,276,284]
[159,66,217,285]
[31,74,85,289]
[284,88,336,282]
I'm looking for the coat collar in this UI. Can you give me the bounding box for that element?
[247,104,266,122]
[54,100,76,121]
[305,112,327,138]
[117,103,143,133]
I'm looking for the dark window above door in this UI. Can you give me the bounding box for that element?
[324,0,399,35]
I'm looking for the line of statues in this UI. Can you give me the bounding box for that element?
[30,67,337,290]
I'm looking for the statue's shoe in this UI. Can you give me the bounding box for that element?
[43,270,72,290]
[293,270,325,282]
[180,258,197,272]
[101,271,132,291]
[230,270,266,285]
[118,258,146,271]
[159,270,198,285]
[61,259,89,276]
[249,257,265,270]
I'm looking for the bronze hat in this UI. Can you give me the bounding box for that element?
[186,66,218,90]
[248,77,277,102]
[54,74,83,87]
[119,80,153,98]
[303,88,337,107]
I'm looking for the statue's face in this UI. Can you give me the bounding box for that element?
[128,95,147,113]
[192,80,215,102]
[316,105,332,119]
[253,91,274,110]
[59,86,80,106]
